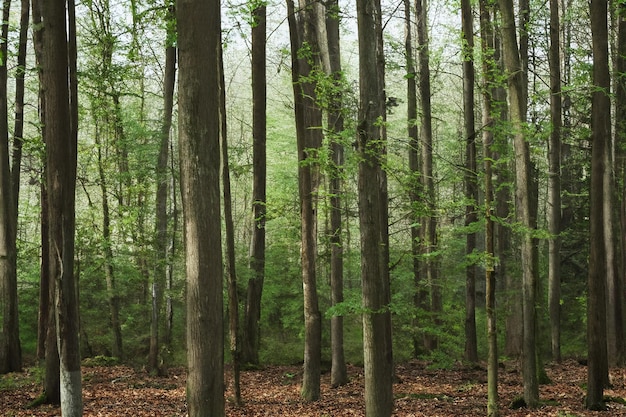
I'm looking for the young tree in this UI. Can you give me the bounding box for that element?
[356,0,393,412]
[479,0,498,414]
[243,0,267,367]
[586,0,609,409]
[461,0,478,364]
[547,0,562,363]
[42,0,82,414]
[177,0,224,414]
[498,0,538,406]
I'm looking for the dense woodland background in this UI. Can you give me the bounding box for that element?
[0,0,625,415]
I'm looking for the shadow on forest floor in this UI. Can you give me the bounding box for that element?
[1,359,626,416]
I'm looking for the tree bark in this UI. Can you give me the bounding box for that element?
[497,0,538,407]
[287,0,323,401]
[42,0,82,414]
[461,0,478,364]
[0,0,21,376]
[149,2,176,375]
[177,0,225,414]
[416,0,440,352]
[547,0,562,363]
[587,0,610,409]
[243,1,267,367]
[479,1,498,414]
[323,0,348,388]
[357,0,393,413]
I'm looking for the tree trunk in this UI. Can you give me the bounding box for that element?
[405,0,424,360]
[42,0,82,414]
[177,0,225,414]
[287,0,323,401]
[149,2,176,375]
[0,0,21,376]
[416,0,440,352]
[357,0,393,413]
[479,1,499,414]
[243,1,267,367]
[461,0,478,364]
[219,43,242,405]
[323,0,348,388]
[497,0,538,407]
[547,0,562,364]
[587,0,610,409]
[614,0,626,366]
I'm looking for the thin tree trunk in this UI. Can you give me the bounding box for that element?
[479,1,499,414]
[219,43,242,405]
[587,0,610,408]
[0,0,21,375]
[461,0,478,364]
[287,0,323,401]
[324,0,348,388]
[614,0,626,366]
[243,1,267,367]
[149,2,176,375]
[416,0,440,352]
[547,0,562,364]
[498,0,538,406]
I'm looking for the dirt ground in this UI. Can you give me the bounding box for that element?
[2,359,626,416]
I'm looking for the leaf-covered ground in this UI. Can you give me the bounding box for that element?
[2,359,626,416]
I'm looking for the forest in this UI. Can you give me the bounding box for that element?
[1,0,626,415]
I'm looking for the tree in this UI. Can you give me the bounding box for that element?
[287,0,324,400]
[356,0,393,412]
[323,0,348,387]
[243,0,267,367]
[220,43,242,404]
[42,0,82,414]
[586,0,609,409]
[416,0,440,352]
[498,0,538,406]
[177,0,224,414]
[149,0,177,375]
[547,0,562,363]
[0,0,21,375]
[479,0,498,414]
[461,0,478,363]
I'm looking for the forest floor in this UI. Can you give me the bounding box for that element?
[2,359,626,416]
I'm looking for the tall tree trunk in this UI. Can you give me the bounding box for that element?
[461,0,478,364]
[243,1,267,367]
[177,0,225,414]
[287,0,323,401]
[416,0,440,351]
[357,0,393,413]
[42,0,82,414]
[614,0,626,366]
[0,0,21,375]
[479,1,499,414]
[95,131,123,359]
[149,2,176,375]
[219,43,242,405]
[587,0,610,409]
[498,0,538,407]
[405,0,423,360]
[548,0,562,363]
[323,0,348,388]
